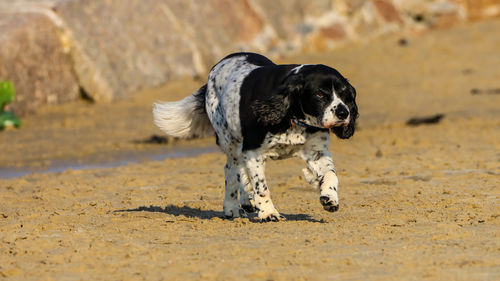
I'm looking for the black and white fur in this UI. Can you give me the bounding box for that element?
[153,52,358,222]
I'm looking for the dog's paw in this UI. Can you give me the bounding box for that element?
[241,204,257,213]
[320,196,339,212]
[258,208,286,222]
[240,190,256,213]
[223,207,247,219]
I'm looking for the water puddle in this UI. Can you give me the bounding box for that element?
[0,145,219,179]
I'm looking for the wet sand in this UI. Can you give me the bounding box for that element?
[1,20,499,280]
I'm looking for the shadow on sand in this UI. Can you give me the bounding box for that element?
[115,205,326,223]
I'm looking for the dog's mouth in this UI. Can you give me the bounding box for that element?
[324,120,348,129]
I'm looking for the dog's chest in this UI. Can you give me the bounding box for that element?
[262,127,307,160]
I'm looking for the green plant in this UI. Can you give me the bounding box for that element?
[0,81,22,130]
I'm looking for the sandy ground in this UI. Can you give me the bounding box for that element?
[1,20,500,280]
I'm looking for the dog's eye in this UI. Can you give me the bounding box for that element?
[316,92,324,98]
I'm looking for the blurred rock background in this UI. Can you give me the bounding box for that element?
[1,0,499,115]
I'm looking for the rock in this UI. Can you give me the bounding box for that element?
[52,0,201,102]
[52,0,272,102]
[1,0,499,114]
[154,0,266,73]
[406,114,445,126]
[371,0,403,23]
[251,0,332,41]
[0,11,79,116]
[394,0,468,28]
[463,0,500,20]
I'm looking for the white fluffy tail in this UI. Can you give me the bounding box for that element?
[153,85,214,139]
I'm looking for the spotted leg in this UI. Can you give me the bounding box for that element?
[242,151,285,222]
[223,157,246,219]
[299,133,339,212]
[238,167,256,213]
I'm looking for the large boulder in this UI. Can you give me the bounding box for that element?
[0,10,79,116]
[52,0,268,102]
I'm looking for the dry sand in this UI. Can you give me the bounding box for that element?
[1,20,499,280]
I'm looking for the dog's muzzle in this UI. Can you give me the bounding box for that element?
[335,104,349,120]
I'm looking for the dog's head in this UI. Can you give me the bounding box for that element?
[253,64,358,139]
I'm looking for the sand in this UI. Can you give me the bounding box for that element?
[1,20,499,280]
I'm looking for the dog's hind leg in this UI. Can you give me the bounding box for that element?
[238,166,256,213]
[223,157,246,219]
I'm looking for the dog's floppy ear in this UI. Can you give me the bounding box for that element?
[332,85,358,139]
[250,73,303,126]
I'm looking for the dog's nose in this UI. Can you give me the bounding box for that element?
[335,104,349,120]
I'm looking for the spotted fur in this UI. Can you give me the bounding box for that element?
[153,52,358,222]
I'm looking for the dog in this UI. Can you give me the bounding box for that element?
[153,52,358,222]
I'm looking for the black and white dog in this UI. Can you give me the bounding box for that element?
[153,52,358,222]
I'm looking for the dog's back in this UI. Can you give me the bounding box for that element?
[153,52,274,146]
[204,53,272,150]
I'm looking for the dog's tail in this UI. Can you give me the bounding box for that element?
[153,84,214,139]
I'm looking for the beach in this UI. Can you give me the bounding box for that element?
[1,19,499,280]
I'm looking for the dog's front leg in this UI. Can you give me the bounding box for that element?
[301,149,339,212]
[318,168,339,212]
[242,151,285,222]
